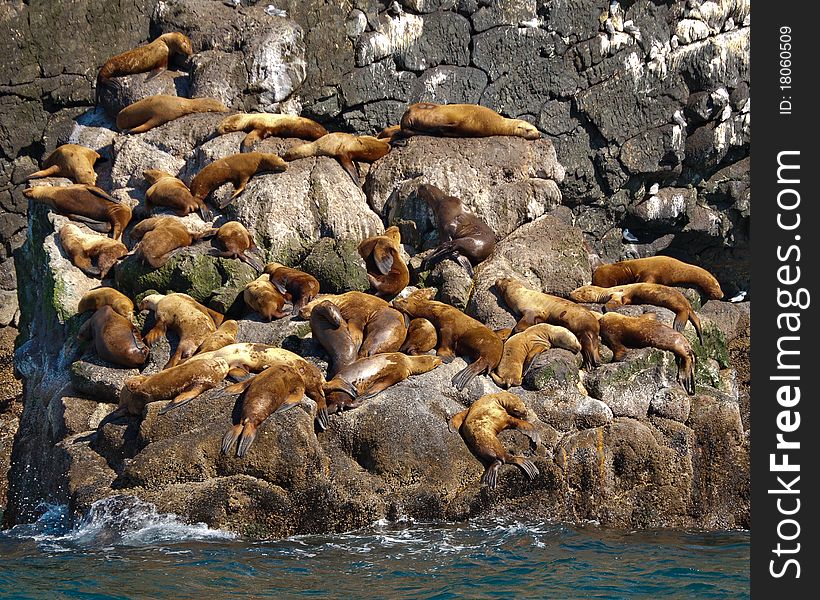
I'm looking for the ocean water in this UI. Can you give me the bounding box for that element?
[0,497,749,599]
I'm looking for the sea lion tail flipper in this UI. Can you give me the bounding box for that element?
[454,254,475,277]
[448,409,469,434]
[690,311,704,344]
[227,367,252,381]
[236,423,257,458]
[26,165,61,180]
[198,202,213,222]
[481,460,503,489]
[218,378,254,397]
[510,456,539,480]
[522,343,550,377]
[221,424,243,455]
[239,252,265,273]
[66,215,112,233]
[336,154,361,188]
[372,245,395,275]
[452,359,485,391]
[86,185,119,204]
[275,399,300,414]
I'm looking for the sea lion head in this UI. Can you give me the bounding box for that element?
[143,169,174,184]
[22,187,46,199]
[161,32,194,56]
[138,293,164,312]
[569,285,611,304]
[511,119,541,140]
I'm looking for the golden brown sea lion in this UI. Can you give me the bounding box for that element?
[392,288,503,390]
[130,216,215,268]
[596,311,697,395]
[377,124,402,143]
[77,305,149,368]
[282,132,390,187]
[96,32,193,103]
[58,223,128,279]
[399,317,438,356]
[448,391,541,489]
[570,283,703,342]
[116,95,229,134]
[263,262,321,315]
[139,293,220,369]
[243,274,291,320]
[416,183,496,277]
[398,103,541,140]
[193,319,238,356]
[143,169,212,221]
[323,353,442,414]
[189,152,287,207]
[209,221,264,271]
[27,144,100,185]
[490,323,581,389]
[216,113,328,151]
[494,277,601,368]
[77,287,135,322]
[309,300,359,378]
[592,256,724,300]
[23,184,132,241]
[357,226,409,298]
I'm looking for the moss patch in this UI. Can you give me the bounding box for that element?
[299,238,368,294]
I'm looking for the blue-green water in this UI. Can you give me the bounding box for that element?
[0,498,749,599]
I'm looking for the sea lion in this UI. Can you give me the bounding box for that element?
[416,183,496,276]
[243,274,291,320]
[494,277,601,368]
[570,283,703,342]
[282,132,390,187]
[263,262,321,315]
[117,356,230,416]
[448,392,541,489]
[216,113,328,151]
[211,221,264,271]
[392,287,503,390]
[58,223,128,279]
[323,353,442,414]
[139,292,221,369]
[26,144,100,185]
[130,216,215,268]
[309,300,359,378]
[357,226,409,298]
[398,102,541,140]
[23,184,132,241]
[96,32,193,103]
[143,169,211,220]
[77,305,149,368]
[77,287,135,322]
[491,323,581,389]
[193,319,239,356]
[592,256,724,300]
[116,95,229,134]
[377,124,402,143]
[399,317,438,356]
[596,311,697,395]
[189,152,287,207]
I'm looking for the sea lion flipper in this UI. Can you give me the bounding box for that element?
[481,460,502,489]
[236,423,257,457]
[239,252,265,273]
[511,456,539,480]
[221,424,243,455]
[158,383,211,415]
[275,399,300,414]
[86,186,118,204]
[26,165,61,180]
[372,245,394,275]
[240,130,262,152]
[448,409,469,433]
[336,153,361,187]
[198,202,213,221]
[454,253,474,277]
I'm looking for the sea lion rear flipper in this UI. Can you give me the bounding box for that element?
[158,383,212,415]
[481,460,503,489]
[240,130,262,152]
[454,253,474,277]
[198,202,213,221]
[194,228,219,241]
[268,277,288,295]
[143,65,166,82]
[275,399,300,414]
[237,423,257,457]
[372,245,395,275]
[336,153,361,187]
[452,360,485,391]
[510,456,539,480]
[228,367,252,381]
[86,186,119,204]
[67,215,112,233]
[239,252,265,273]
[220,377,255,396]
[26,165,61,180]
[221,424,243,455]
[689,311,704,344]
[521,342,550,377]
[448,408,469,433]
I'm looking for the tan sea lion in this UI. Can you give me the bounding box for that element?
[77,305,149,368]
[77,287,135,322]
[398,103,541,140]
[592,256,724,300]
[216,113,328,151]
[210,221,264,271]
[193,319,239,356]
[357,226,410,298]
[596,311,697,395]
[263,263,321,315]
[490,323,581,388]
[23,184,132,241]
[309,300,359,378]
[143,169,212,221]
[570,283,703,342]
[448,392,541,489]
[392,288,503,390]
[399,317,438,356]
[116,95,229,134]
[139,292,220,369]
[26,144,100,185]
[243,274,291,320]
[282,132,390,187]
[58,223,128,279]
[130,216,215,268]
[416,183,496,276]
[494,277,602,368]
[377,124,402,143]
[189,152,287,207]
[323,353,442,414]
[96,32,193,103]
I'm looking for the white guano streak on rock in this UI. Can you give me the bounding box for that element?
[250,29,307,106]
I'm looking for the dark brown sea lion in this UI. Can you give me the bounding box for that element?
[139,293,220,369]
[58,223,128,279]
[491,323,581,389]
[570,283,703,342]
[130,216,215,268]
[596,311,697,395]
[448,391,541,489]
[398,103,541,140]
[77,305,149,368]
[323,353,442,414]
[216,113,328,151]
[309,300,359,378]
[494,277,602,368]
[143,169,211,221]
[416,183,495,277]
[116,95,229,134]
[263,262,321,315]
[392,288,503,390]
[77,287,135,322]
[243,274,291,320]
[27,144,100,185]
[189,152,287,207]
[592,256,724,300]
[212,221,264,271]
[282,132,390,187]
[399,317,438,356]
[23,184,132,241]
[357,226,410,299]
